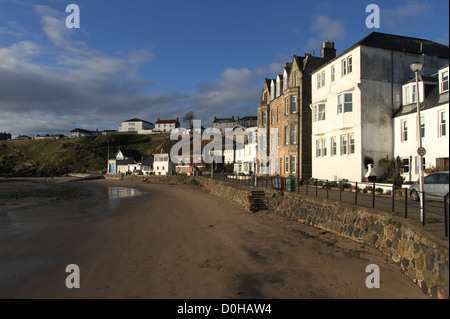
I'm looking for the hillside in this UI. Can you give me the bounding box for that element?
[0,134,175,177]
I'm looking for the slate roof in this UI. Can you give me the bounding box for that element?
[316,32,449,71]
[123,118,153,124]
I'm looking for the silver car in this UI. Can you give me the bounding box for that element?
[409,171,449,203]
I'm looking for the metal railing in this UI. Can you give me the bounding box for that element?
[207,173,449,238]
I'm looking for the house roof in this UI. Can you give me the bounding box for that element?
[156,119,179,124]
[118,149,142,162]
[394,84,441,118]
[213,116,235,123]
[123,118,153,124]
[314,32,449,73]
[71,128,94,134]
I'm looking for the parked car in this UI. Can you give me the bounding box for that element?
[409,171,449,203]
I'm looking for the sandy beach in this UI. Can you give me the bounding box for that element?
[0,177,428,299]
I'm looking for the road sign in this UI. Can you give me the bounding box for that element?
[417,147,426,156]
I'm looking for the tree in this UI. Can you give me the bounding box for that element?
[182,111,195,127]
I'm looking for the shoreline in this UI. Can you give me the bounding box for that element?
[0,177,429,299]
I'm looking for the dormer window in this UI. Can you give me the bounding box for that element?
[441,70,449,92]
[403,83,419,105]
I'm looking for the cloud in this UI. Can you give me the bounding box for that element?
[305,14,345,53]
[381,1,433,31]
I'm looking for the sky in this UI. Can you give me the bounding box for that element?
[0,0,449,138]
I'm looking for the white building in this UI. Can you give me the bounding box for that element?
[393,64,449,182]
[154,118,180,133]
[119,118,154,132]
[233,128,257,175]
[153,152,175,175]
[311,32,449,182]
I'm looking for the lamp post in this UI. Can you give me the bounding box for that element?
[410,62,424,222]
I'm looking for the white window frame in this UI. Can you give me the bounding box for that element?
[441,70,449,93]
[322,138,327,157]
[439,111,447,137]
[341,55,352,76]
[331,65,335,82]
[285,156,289,174]
[285,97,289,115]
[290,124,298,145]
[341,135,348,155]
[401,120,408,142]
[349,133,355,154]
[291,155,296,174]
[331,136,337,156]
[337,93,352,114]
[316,139,322,157]
[291,96,297,113]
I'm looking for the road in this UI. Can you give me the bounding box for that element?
[0,179,428,299]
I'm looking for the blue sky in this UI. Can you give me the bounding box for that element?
[0,0,449,137]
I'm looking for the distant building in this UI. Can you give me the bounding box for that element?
[0,132,12,140]
[107,149,143,174]
[15,135,32,140]
[70,128,100,138]
[154,118,180,133]
[119,118,154,133]
[236,116,257,128]
[212,116,235,133]
[153,151,175,175]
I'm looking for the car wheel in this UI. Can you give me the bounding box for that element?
[410,190,420,202]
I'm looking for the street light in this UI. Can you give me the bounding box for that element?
[410,61,424,223]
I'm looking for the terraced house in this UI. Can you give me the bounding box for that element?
[311,32,449,182]
[257,41,336,180]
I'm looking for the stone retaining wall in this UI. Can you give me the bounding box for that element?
[114,174,449,299]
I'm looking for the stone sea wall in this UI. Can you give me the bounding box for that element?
[114,174,449,299]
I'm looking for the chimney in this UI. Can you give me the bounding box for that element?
[321,41,336,61]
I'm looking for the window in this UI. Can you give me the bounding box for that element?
[277,107,280,123]
[291,96,297,113]
[291,156,296,173]
[331,137,337,156]
[317,71,326,88]
[314,103,326,122]
[318,104,326,121]
[442,70,449,92]
[277,131,279,148]
[420,116,425,138]
[401,120,408,142]
[271,110,274,125]
[404,86,411,104]
[412,84,417,103]
[349,134,355,154]
[316,139,322,157]
[342,56,352,76]
[285,156,289,173]
[415,156,426,174]
[285,97,289,114]
[285,126,290,145]
[290,124,298,144]
[439,111,446,137]
[293,71,298,87]
[262,111,267,125]
[322,139,327,157]
[337,93,352,113]
[402,158,410,173]
[341,135,348,155]
[331,65,335,82]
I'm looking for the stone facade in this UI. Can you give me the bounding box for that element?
[257,42,337,180]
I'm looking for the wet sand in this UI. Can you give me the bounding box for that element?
[0,178,428,299]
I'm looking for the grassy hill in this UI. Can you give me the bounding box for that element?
[0,134,175,177]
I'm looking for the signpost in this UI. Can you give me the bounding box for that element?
[417,147,426,157]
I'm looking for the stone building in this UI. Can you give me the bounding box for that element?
[257,41,337,180]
